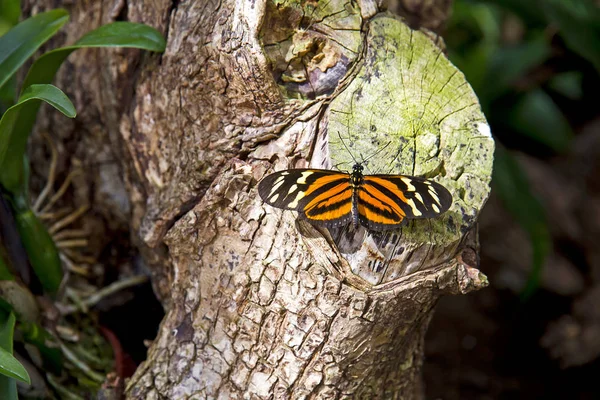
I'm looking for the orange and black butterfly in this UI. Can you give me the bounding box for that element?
[258,163,452,231]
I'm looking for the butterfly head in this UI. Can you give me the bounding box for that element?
[350,163,364,186]
[352,163,364,174]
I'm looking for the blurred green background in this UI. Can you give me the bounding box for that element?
[424,0,600,398]
[449,0,599,296]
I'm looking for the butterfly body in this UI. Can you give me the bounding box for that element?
[349,164,364,228]
[258,164,452,231]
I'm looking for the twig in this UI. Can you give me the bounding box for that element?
[33,132,58,213]
[38,206,72,221]
[60,275,149,315]
[56,238,89,249]
[53,229,89,241]
[46,373,85,400]
[60,253,91,276]
[60,342,106,383]
[49,204,90,234]
[40,169,83,214]
[62,248,96,265]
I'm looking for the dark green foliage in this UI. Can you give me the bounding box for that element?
[447,0,600,295]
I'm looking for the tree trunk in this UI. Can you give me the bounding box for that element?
[24,0,493,398]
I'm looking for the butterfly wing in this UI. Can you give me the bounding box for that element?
[258,169,354,228]
[358,175,452,231]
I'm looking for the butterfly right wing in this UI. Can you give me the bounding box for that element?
[358,174,452,231]
[258,169,354,227]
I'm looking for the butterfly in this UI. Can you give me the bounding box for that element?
[258,163,452,231]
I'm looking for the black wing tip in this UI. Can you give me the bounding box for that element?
[258,168,350,211]
[431,181,453,213]
[257,175,274,203]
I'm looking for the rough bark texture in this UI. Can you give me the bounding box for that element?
[23,0,493,398]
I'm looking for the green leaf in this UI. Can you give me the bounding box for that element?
[450,42,495,103]
[0,86,71,294]
[2,154,62,294]
[493,147,551,299]
[548,71,583,100]
[482,34,551,103]
[0,312,30,385]
[0,9,69,90]
[0,346,28,384]
[446,2,502,103]
[542,0,600,73]
[22,21,166,90]
[0,0,20,36]
[482,0,546,26]
[0,254,14,282]
[508,89,572,152]
[448,1,502,43]
[0,296,62,373]
[0,310,12,353]
[13,210,62,294]
[17,84,76,117]
[75,21,166,50]
[0,310,17,400]
[19,321,62,374]
[0,84,76,192]
[0,75,16,110]
[0,0,20,110]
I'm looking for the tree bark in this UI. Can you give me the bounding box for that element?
[24,0,493,398]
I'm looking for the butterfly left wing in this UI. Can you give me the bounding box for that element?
[358,175,452,231]
[258,169,354,228]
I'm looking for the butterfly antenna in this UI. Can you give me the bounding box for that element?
[336,131,358,165]
[359,141,392,173]
[333,160,351,171]
[363,141,392,164]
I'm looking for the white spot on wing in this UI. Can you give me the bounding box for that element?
[269,193,279,202]
[432,203,440,213]
[287,192,305,208]
[288,184,298,195]
[270,178,286,194]
[428,189,440,204]
[401,177,416,191]
[406,199,422,216]
[297,171,313,184]
[414,192,424,203]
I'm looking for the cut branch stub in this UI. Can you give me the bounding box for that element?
[320,14,494,285]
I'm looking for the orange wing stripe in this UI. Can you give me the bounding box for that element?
[303,174,348,196]
[305,182,351,211]
[307,201,352,221]
[358,202,403,224]
[364,176,409,203]
[361,184,405,217]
